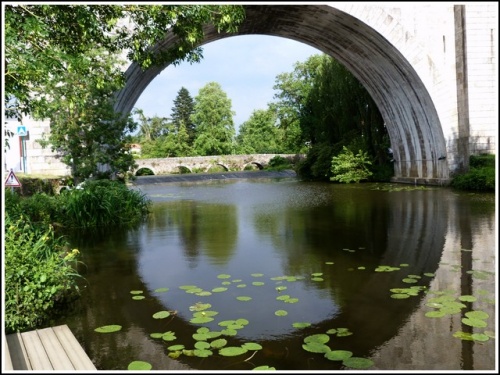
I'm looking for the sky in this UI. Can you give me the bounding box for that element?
[132,34,322,134]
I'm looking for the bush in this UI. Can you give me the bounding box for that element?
[59,179,151,229]
[451,154,495,192]
[330,146,373,183]
[4,214,81,333]
[266,156,292,171]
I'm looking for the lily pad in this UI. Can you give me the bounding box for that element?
[193,310,218,317]
[253,365,276,370]
[167,344,185,351]
[219,346,248,356]
[192,333,210,341]
[195,341,211,350]
[275,310,288,316]
[276,295,290,301]
[130,290,143,295]
[462,317,487,328]
[162,332,176,341]
[152,311,170,319]
[252,282,265,286]
[285,298,299,304]
[293,322,311,328]
[325,350,353,361]
[251,273,264,277]
[425,310,446,318]
[302,342,330,353]
[304,334,330,344]
[127,360,152,370]
[342,357,374,369]
[453,331,474,341]
[95,325,122,333]
[210,338,228,349]
[189,302,211,311]
[217,274,231,279]
[242,342,263,350]
[236,318,249,326]
[221,328,238,336]
[458,295,477,302]
[471,333,490,342]
[311,277,324,282]
[132,296,145,300]
[465,310,489,320]
[190,316,214,324]
[154,287,169,293]
[391,293,410,299]
[179,285,198,290]
[194,349,213,358]
[236,296,252,301]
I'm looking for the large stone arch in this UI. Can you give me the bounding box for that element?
[115,4,450,183]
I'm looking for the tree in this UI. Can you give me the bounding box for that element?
[296,55,388,181]
[4,4,245,179]
[236,109,280,154]
[36,49,137,183]
[270,54,325,153]
[5,4,246,119]
[171,87,195,145]
[191,82,236,156]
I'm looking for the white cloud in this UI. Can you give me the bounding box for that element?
[133,35,321,131]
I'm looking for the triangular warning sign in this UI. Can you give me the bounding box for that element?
[5,170,22,187]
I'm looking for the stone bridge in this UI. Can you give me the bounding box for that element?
[132,154,303,175]
[115,3,497,185]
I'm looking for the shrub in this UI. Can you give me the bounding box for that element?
[4,214,81,333]
[330,146,373,183]
[451,154,495,192]
[267,156,292,171]
[59,179,151,229]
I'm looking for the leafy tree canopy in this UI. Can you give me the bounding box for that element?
[4,3,246,118]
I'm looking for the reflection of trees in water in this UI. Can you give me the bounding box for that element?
[59,185,494,371]
[149,201,238,266]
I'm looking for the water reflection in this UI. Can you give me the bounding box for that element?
[59,180,495,371]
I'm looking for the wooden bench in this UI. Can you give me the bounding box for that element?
[4,325,96,371]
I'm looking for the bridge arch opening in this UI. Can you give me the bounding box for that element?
[135,167,155,176]
[178,166,193,174]
[116,4,449,182]
[243,162,264,171]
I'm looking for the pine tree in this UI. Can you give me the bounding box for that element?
[171,87,195,145]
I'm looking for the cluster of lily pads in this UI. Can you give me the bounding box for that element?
[94,255,495,370]
[381,260,495,343]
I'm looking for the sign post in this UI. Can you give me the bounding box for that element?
[4,169,22,193]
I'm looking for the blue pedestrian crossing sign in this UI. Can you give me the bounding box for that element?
[17,125,27,136]
[4,170,22,187]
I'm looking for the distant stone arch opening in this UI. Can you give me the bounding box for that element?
[243,162,264,171]
[178,166,192,174]
[135,167,155,176]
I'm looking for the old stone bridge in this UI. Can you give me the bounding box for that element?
[11,4,497,184]
[132,154,304,175]
[114,3,497,185]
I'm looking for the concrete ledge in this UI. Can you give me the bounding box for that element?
[391,177,452,186]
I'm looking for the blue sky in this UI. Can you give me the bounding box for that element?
[132,34,322,133]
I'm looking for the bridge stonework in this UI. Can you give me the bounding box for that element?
[116,3,497,185]
[132,154,303,175]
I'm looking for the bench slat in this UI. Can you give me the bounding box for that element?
[19,330,53,370]
[5,332,32,370]
[52,325,97,370]
[36,327,75,370]
[3,334,14,370]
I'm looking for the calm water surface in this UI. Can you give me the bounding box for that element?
[58,177,496,371]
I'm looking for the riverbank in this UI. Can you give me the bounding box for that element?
[129,169,297,185]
